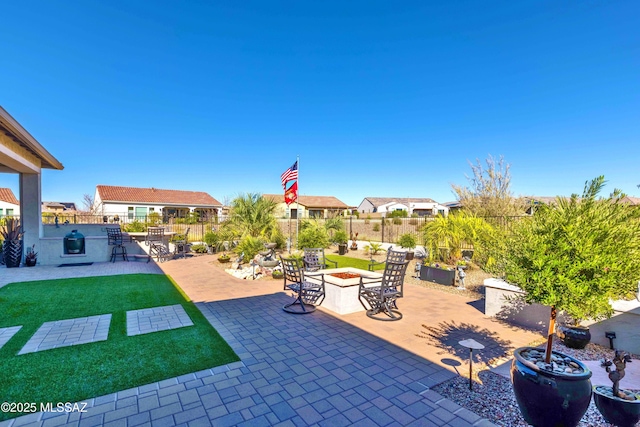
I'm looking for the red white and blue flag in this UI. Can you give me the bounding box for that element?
[280,161,298,188]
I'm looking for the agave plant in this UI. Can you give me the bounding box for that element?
[0,218,24,241]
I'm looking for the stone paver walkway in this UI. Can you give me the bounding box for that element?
[0,256,544,426]
[0,326,22,350]
[18,314,112,355]
[127,304,194,336]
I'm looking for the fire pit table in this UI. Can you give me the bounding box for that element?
[305,268,382,315]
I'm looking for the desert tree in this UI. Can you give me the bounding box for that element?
[451,155,526,219]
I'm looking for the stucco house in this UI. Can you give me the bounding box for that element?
[42,201,77,213]
[93,185,222,222]
[264,194,351,219]
[357,197,448,217]
[0,187,20,217]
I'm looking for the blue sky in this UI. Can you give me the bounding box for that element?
[1,0,638,208]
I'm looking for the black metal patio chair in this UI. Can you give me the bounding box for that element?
[303,247,338,272]
[145,227,172,263]
[359,257,409,321]
[368,248,407,271]
[280,256,326,314]
[106,227,128,263]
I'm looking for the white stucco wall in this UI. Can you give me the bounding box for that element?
[0,200,20,215]
[484,278,640,354]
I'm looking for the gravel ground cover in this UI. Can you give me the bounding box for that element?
[433,339,639,427]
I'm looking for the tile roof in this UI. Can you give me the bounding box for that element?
[620,196,640,205]
[363,197,437,207]
[0,188,19,205]
[263,194,350,209]
[96,185,221,207]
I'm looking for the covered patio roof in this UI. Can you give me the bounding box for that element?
[0,106,64,174]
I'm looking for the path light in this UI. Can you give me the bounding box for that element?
[459,338,485,391]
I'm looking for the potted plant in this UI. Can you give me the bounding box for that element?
[491,176,640,427]
[25,244,37,267]
[593,351,640,427]
[419,263,456,286]
[1,218,24,268]
[333,230,348,255]
[271,270,283,280]
[218,253,231,263]
[397,233,416,260]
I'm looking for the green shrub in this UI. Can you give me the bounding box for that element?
[397,233,417,249]
[235,235,265,260]
[366,242,386,255]
[373,223,380,232]
[203,231,219,247]
[332,230,348,245]
[297,224,330,249]
[191,244,208,253]
[392,217,402,225]
[387,210,408,218]
[123,220,146,232]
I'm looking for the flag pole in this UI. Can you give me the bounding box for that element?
[296,155,299,249]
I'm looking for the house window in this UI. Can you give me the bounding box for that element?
[0,208,3,216]
[309,209,323,218]
[149,207,155,213]
[6,209,14,216]
[128,207,134,220]
[135,207,147,220]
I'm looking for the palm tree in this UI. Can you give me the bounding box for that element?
[226,193,279,238]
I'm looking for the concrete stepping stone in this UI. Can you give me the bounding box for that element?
[0,325,22,350]
[18,314,111,355]
[126,304,193,336]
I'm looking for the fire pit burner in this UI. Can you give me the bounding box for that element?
[329,272,361,279]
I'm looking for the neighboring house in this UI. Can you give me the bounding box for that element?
[619,196,640,206]
[0,187,20,217]
[264,194,351,219]
[93,185,222,222]
[357,197,448,217]
[42,201,77,213]
[442,201,463,214]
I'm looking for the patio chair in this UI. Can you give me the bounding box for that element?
[145,227,172,263]
[280,256,326,314]
[359,257,409,321]
[303,247,338,272]
[368,248,407,271]
[173,227,190,259]
[106,227,128,263]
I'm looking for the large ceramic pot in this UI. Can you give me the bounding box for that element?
[2,239,23,268]
[593,385,640,427]
[511,347,592,427]
[338,244,347,255]
[557,325,591,349]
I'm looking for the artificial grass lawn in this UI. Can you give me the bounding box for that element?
[0,274,239,420]
[325,254,385,271]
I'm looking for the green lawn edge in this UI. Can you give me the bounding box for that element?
[0,273,239,420]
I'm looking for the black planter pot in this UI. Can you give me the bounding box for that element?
[557,325,591,349]
[405,251,414,261]
[25,258,37,267]
[3,239,23,268]
[593,385,640,427]
[338,244,347,255]
[419,266,456,286]
[511,347,592,427]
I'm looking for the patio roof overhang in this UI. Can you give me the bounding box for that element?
[0,106,64,174]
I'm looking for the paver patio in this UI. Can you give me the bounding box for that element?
[0,255,544,426]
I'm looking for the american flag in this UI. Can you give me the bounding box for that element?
[280,161,298,188]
